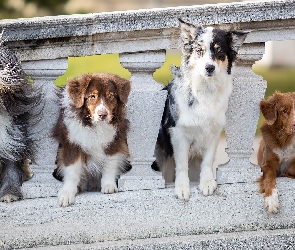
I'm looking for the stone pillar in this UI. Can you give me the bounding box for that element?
[217,43,267,184]
[22,59,68,166]
[118,50,167,191]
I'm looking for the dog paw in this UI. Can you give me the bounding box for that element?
[175,184,190,201]
[101,182,118,194]
[264,188,279,214]
[175,175,190,201]
[58,187,77,207]
[0,194,22,203]
[199,178,217,196]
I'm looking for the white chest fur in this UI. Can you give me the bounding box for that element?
[175,74,232,137]
[274,137,295,162]
[64,116,116,156]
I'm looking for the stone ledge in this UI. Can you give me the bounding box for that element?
[0,1,294,42]
[1,164,295,249]
[31,228,295,250]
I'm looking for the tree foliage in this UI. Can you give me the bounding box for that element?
[0,0,70,19]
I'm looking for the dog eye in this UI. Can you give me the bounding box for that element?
[217,48,223,54]
[196,48,204,56]
[283,109,287,114]
[88,94,97,100]
[184,43,193,52]
[215,47,223,54]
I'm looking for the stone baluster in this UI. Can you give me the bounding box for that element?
[22,59,68,166]
[118,50,167,191]
[217,43,267,184]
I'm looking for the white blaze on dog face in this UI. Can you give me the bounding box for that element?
[193,27,221,77]
[93,100,111,122]
[85,83,118,124]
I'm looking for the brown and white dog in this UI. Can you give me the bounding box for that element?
[52,73,131,207]
[258,91,295,213]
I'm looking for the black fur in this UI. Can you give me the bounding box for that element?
[156,83,175,158]
[211,29,237,75]
[152,81,176,172]
[0,35,42,202]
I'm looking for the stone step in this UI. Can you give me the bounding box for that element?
[31,228,295,250]
[1,165,295,249]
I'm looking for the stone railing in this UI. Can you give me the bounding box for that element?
[1,0,295,192]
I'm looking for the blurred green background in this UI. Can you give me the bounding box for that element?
[55,51,182,87]
[55,52,295,135]
[55,52,295,98]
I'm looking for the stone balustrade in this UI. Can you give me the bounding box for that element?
[0,0,295,191]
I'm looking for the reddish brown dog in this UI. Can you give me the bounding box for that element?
[258,91,295,213]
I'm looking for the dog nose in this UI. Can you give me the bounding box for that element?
[98,111,108,120]
[205,64,215,74]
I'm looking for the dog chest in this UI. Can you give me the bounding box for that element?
[65,117,116,155]
[273,137,295,163]
[177,93,227,131]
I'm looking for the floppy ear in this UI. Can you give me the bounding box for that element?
[260,95,278,126]
[230,30,249,53]
[67,74,92,108]
[112,75,131,104]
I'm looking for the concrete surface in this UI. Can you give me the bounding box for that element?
[0,1,295,247]
[1,136,295,249]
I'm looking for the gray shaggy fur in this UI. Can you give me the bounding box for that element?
[0,31,42,202]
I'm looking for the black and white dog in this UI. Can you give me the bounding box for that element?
[153,19,248,200]
[0,34,41,202]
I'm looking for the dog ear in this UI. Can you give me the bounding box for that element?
[260,95,278,125]
[67,74,92,108]
[178,18,203,44]
[230,30,249,53]
[112,75,131,104]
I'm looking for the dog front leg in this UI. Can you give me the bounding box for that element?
[261,160,280,214]
[199,137,218,196]
[171,128,190,201]
[101,154,121,194]
[262,167,279,214]
[58,157,82,207]
[0,160,23,202]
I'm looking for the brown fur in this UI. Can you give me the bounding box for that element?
[257,91,295,213]
[53,112,85,167]
[52,73,131,186]
[21,159,33,181]
[0,160,34,182]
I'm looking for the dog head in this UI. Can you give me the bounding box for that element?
[67,73,131,125]
[260,92,295,135]
[179,18,248,77]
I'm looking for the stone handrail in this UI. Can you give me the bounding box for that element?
[0,0,295,191]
